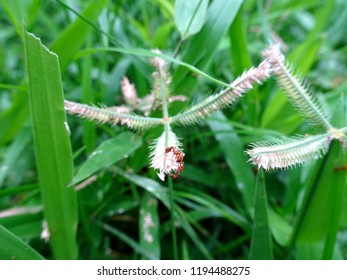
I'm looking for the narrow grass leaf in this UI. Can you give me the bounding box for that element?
[174,0,208,38]
[249,170,273,260]
[0,225,44,260]
[98,222,154,259]
[81,37,96,153]
[72,132,142,185]
[176,191,249,228]
[229,8,259,125]
[0,206,43,239]
[24,30,78,259]
[207,111,255,210]
[139,192,160,259]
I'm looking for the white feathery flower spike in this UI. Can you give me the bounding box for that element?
[247,133,331,170]
[150,128,184,181]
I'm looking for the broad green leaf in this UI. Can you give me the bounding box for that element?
[174,0,208,39]
[51,0,110,71]
[24,30,78,259]
[72,132,142,185]
[139,192,160,259]
[249,170,273,260]
[207,111,255,210]
[0,225,44,260]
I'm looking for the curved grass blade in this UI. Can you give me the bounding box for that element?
[115,168,212,259]
[51,0,110,71]
[97,222,154,260]
[176,191,249,228]
[249,170,273,260]
[0,225,44,260]
[24,30,78,259]
[76,47,231,89]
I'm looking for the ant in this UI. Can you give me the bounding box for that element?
[165,146,185,179]
[334,164,347,172]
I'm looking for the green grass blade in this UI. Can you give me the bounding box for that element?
[139,192,160,259]
[229,7,259,125]
[1,0,25,38]
[176,191,249,228]
[0,93,29,145]
[71,132,142,185]
[24,30,78,259]
[51,0,109,71]
[76,47,231,89]
[0,225,44,260]
[291,141,347,259]
[97,222,154,259]
[249,170,273,260]
[172,0,243,98]
[0,206,43,240]
[81,37,96,153]
[0,127,31,187]
[207,111,255,210]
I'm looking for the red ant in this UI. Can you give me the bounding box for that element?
[334,164,347,172]
[165,146,185,179]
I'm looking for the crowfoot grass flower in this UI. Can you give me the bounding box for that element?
[262,44,332,130]
[150,128,184,181]
[247,133,331,170]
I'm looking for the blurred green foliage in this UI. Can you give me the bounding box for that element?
[0,0,346,260]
